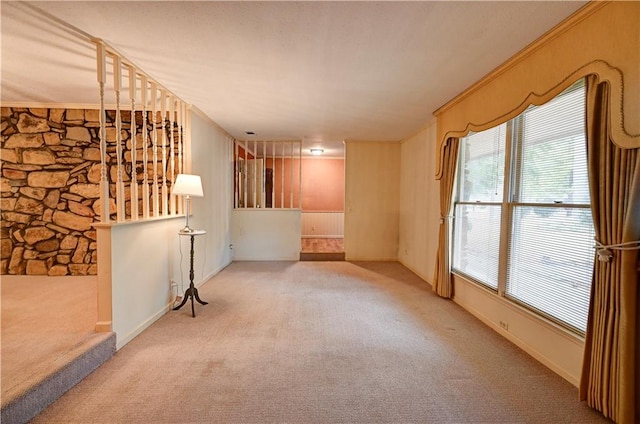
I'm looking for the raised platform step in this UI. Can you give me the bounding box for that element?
[1,331,116,424]
[300,251,345,261]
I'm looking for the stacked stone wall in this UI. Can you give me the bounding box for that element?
[0,107,174,276]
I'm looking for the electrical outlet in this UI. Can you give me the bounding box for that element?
[499,321,509,331]
[229,244,233,250]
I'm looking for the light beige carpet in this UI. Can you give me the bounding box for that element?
[1,275,99,406]
[31,261,609,423]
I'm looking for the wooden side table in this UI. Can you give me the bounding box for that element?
[173,229,208,317]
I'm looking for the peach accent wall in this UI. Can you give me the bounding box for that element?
[301,158,344,212]
[262,157,345,211]
[265,158,300,209]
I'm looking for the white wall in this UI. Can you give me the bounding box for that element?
[171,109,234,285]
[104,108,234,350]
[398,120,440,282]
[231,209,301,261]
[301,212,344,238]
[108,217,183,349]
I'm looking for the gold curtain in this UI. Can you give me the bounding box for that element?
[432,137,460,298]
[580,75,640,423]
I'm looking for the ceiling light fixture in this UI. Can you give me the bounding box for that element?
[310,148,324,156]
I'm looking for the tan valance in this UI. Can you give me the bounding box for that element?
[434,1,640,179]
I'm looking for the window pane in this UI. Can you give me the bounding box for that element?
[517,83,588,204]
[458,124,506,203]
[507,206,594,333]
[452,204,501,290]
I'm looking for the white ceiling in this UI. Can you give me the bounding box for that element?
[2,1,587,156]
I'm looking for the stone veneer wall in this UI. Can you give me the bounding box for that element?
[1,107,173,276]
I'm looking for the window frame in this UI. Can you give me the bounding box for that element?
[451,80,593,335]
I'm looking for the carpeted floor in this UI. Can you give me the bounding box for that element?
[31,261,609,423]
[1,275,98,406]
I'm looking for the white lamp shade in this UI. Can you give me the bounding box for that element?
[171,174,204,197]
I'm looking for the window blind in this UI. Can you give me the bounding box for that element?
[457,123,506,203]
[506,80,593,333]
[452,78,594,334]
[507,206,594,332]
[453,204,501,289]
[515,83,589,205]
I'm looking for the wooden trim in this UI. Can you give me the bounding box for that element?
[435,59,637,179]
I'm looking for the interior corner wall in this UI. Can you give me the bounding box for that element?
[171,110,233,288]
[398,120,439,283]
[419,1,640,388]
[344,141,400,261]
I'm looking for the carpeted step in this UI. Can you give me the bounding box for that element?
[299,251,345,261]
[1,331,116,424]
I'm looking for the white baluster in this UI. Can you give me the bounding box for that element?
[234,140,239,208]
[177,101,184,214]
[262,140,266,208]
[290,140,294,208]
[113,56,125,222]
[128,65,138,221]
[96,41,110,223]
[297,141,302,209]
[169,95,176,215]
[151,83,159,216]
[272,141,276,208]
[141,76,150,219]
[160,89,168,216]
[280,142,284,209]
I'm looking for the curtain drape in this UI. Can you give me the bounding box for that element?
[432,137,460,298]
[580,75,640,424]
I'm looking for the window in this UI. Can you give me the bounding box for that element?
[452,80,594,334]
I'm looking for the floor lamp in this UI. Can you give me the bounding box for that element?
[171,173,204,233]
[171,174,208,317]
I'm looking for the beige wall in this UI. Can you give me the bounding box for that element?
[398,1,640,387]
[398,119,439,283]
[344,141,400,261]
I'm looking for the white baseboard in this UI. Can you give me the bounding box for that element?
[116,304,171,350]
